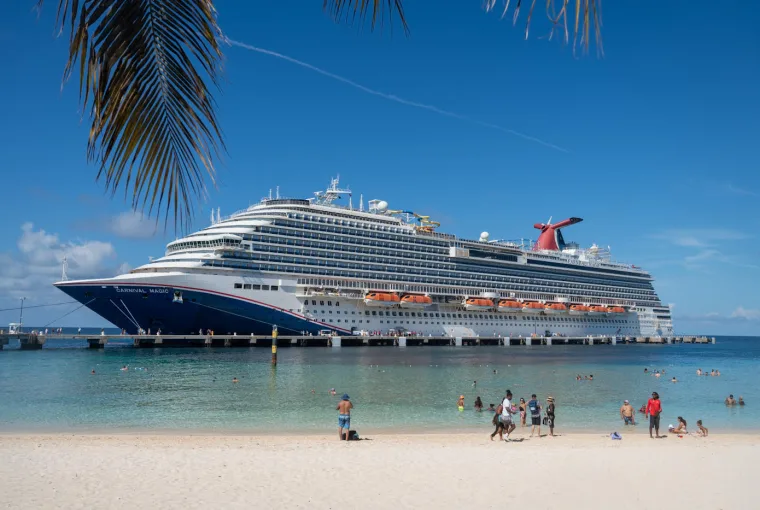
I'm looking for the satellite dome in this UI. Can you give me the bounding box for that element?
[376,200,389,212]
[480,231,490,242]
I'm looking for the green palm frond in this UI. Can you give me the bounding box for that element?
[52,0,224,230]
[323,0,409,34]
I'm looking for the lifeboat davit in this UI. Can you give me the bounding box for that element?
[400,294,433,309]
[544,303,567,315]
[465,298,495,311]
[588,305,608,316]
[364,292,400,307]
[498,300,522,313]
[522,301,544,314]
[608,306,626,314]
[569,305,590,315]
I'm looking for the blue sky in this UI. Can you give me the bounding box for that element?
[0,1,758,334]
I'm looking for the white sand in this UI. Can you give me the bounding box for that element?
[1,431,756,509]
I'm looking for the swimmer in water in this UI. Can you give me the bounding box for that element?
[457,395,465,411]
[232,377,239,383]
[120,365,128,371]
[91,369,95,375]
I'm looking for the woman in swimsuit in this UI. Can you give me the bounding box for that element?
[518,398,527,427]
[669,416,688,434]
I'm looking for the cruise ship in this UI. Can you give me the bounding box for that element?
[55,178,674,338]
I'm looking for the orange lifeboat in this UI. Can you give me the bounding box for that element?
[588,305,609,316]
[569,305,590,315]
[544,303,568,315]
[465,298,495,311]
[609,306,626,314]
[522,301,544,314]
[400,294,433,309]
[498,300,522,313]
[364,292,400,307]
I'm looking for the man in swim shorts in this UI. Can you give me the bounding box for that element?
[528,394,541,437]
[336,394,353,440]
[620,400,635,425]
[646,392,662,438]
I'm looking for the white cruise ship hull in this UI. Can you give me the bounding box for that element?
[54,270,668,338]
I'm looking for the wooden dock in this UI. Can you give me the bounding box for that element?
[0,333,716,350]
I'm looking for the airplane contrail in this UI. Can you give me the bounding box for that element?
[224,38,568,153]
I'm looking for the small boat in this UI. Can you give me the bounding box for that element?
[588,305,608,316]
[464,298,494,311]
[498,300,522,313]
[364,292,400,307]
[569,305,590,315]
[400,294,433,309]
[608,306,626,314]
[522,301,544,314]
[544,303,567,315]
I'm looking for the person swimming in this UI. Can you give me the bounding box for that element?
[487,403,496,412]
[232,377,239,383]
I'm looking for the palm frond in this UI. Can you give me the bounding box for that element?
[323,0,409,35]
[51,0,224,230]
[485,0,604,56]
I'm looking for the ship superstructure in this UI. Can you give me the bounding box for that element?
[55,178,673,338]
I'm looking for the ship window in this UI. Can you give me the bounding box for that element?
[320,301,324,306]
[252,284,261,290]
[271,285,278,291]
[327,301,332,306]
[335,302,339,306]
[243,284,252,289]
[372,311,377,316]
[365,311,370,315]
[234,283,243,289]
[261,285,269,291]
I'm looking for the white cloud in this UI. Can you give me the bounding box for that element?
[109,211,158,239]
[0,224,129,322]
[725,183,758,197]
[730,307,760,321]
[653,229,750,248]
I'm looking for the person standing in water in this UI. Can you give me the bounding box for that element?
[336,394,353,441]
[474,396,483,412]
[457,395,465,411]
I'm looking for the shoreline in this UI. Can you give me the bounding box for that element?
[2,423,759,437]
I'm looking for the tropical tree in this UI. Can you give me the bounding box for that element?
[46,0,602,230]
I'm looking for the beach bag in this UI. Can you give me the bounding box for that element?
[610,432,622,440]
[542,416,548,426]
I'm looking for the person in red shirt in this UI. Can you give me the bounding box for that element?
[645,391,663,438]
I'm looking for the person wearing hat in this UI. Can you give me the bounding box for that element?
[646,392,663,438]
[546,396,556,437]
[336,394,353,441]
[457,395,465,411]
[620,399,636,425]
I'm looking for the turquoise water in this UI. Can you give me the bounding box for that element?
[0,335,757,433]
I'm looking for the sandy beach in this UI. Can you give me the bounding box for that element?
[0,431,756,509]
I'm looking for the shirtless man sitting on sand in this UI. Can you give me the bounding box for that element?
[336,394,353,441]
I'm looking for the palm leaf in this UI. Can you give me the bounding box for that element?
[485,0,603,55]
[50,0,224,230]
[323,0,409,34]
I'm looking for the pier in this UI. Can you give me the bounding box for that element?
[0,333,716,350]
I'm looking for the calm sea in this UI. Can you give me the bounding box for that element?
[0,331,757,434]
